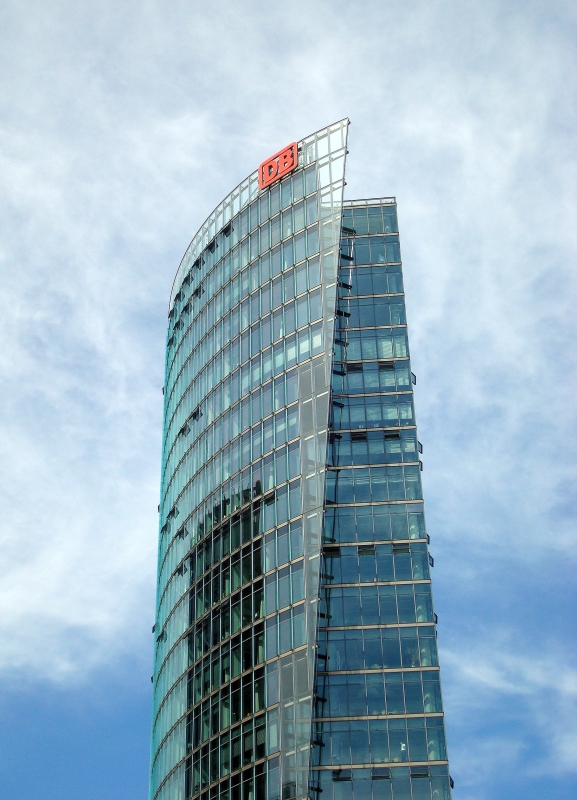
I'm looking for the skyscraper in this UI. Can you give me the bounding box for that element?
[151,120,452,800]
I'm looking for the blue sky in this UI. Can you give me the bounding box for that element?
[0,1,575,798]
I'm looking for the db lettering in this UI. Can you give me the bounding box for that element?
[258,142,298,190]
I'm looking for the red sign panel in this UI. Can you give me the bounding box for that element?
[258,142,298,190]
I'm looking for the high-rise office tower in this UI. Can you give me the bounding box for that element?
[151,120,452,800]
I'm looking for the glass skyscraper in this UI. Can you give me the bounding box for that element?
[151,120,452,800]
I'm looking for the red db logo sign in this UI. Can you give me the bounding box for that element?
[258,142,298,189]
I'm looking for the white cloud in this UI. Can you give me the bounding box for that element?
[0,0,575,794]
[441,633,577,780]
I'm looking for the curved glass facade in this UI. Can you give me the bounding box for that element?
[151,121,453,800]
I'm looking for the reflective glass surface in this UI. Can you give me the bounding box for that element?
[311,200,452,800]
[151,144,452,800]
[151,120,349,800]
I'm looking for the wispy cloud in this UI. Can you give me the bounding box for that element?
[0,0,575,796]
[442,632,577,786]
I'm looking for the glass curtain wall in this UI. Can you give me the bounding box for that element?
[151,121,349,800]
[310,200,452,800]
